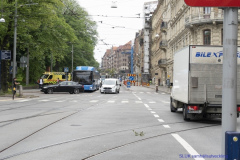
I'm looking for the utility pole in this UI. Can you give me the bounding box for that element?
[26,47,29,85]
[13,0,17,78]
[131,45,133,74]
[221,7,238,158]
[72,43,73,73]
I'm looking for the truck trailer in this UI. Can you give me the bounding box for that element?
[170,45,240,120]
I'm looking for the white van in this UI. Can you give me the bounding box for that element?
[100,78,121,94]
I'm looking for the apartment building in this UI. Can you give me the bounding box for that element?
[134,30,144,83]
[116,41,132,74]
[101,41,132,77]
[150,0,240,86]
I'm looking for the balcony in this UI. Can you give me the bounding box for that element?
[159,40,168,50]
[185,11,225,28]
[158,59,167,68]
[160,22,168,32]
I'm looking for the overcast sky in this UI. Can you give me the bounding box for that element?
[76,0,156,63]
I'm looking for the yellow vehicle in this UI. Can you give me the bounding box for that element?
[39,72,71,85]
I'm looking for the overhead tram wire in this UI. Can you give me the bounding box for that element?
[87,15,144,19]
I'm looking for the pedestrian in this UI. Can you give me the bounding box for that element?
[57,78,60,84]
[39,77,43,89]
[12,78,20,100]
[155,81,158,92]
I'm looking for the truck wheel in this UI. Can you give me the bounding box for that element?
[47,88,53,94]
[74,88,79,94]
[170,97,177,112]
[183,104,190,121]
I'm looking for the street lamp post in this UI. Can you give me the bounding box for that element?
[13,0,17,79]
[71,43,73,73]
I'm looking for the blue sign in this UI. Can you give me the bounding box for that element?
[129,76,134,81]
[127,81,131,88]
[1,50,11,60]
[64,67,69,72]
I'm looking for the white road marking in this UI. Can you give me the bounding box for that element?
[70,100,78,103]
[39,100,50,102]
[158,119,164,122]
[172,134,205,160]
[17,99,31,102]
[161,93,166,95]
[135,101,143,103]
[144,104,150,108]
[55,101,65,103]
[107,101,115,103]
[154,114,159,118]
[147,92,151,94]
[148,108,152,111]
[90,100,99,103]
[133,93,141,101]
[161,101,170,104]
[121,101,129,103]
[163,125,170,128]
[140,92,144,94]
[149,101,156,104]
[151,111,156,114]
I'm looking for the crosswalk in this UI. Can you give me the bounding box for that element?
[15,98,170,104]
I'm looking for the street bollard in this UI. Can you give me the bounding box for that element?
[19,85,23,97]
[156,85,158,92]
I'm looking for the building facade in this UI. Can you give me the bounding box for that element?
[101,41,132,78]
[150,0,240,86]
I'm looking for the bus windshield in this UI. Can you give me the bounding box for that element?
[73,71,92,85]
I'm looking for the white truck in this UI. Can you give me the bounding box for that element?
[170,45,240,120]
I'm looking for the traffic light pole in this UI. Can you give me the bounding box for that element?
[221,7,238,158]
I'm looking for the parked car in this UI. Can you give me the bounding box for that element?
[100,78,121,94]
[41,81,84,94]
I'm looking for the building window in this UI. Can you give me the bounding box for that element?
[203,29,211,45]
[204,7,211,14]
[221,29,223,45]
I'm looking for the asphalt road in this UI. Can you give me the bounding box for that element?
[0,86,239,160]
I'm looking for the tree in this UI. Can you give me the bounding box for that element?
[0,0,98,92]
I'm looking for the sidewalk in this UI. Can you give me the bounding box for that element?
[143,84,171,94]
[0,89,41,100]
[123,83,171,94]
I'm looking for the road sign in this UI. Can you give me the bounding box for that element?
[129,76,134,81]
[1,50,11,60]
[20,56,27,68]
[64,67,69,73]
[184,0,240,7]
[9,66,17,74]
[127,82,131,85]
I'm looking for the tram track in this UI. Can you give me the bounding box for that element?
[0,93,121,156]
[0,121,220,160]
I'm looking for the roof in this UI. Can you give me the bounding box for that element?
[118,41,132,51]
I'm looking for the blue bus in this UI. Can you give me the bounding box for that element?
[73,66,100,91]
